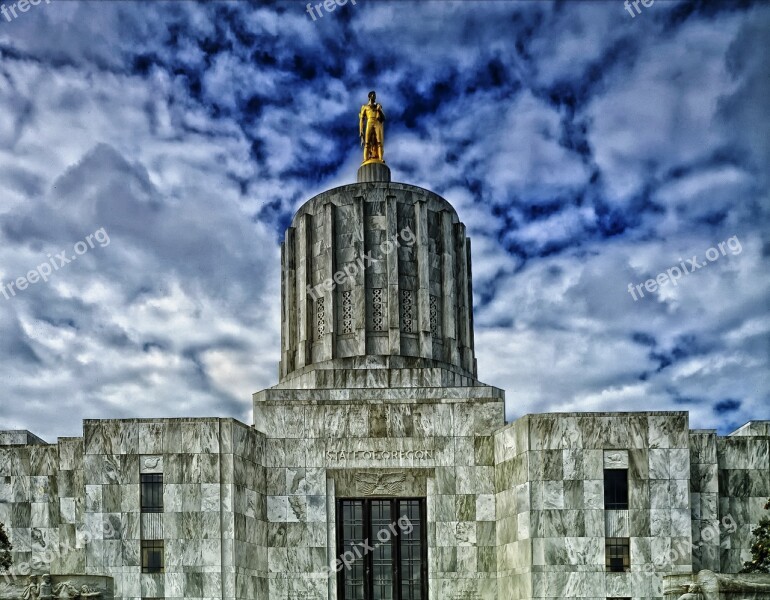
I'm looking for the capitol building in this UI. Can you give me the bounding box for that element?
[1,100,768,600]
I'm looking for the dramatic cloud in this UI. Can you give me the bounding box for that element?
[0,0,767,440]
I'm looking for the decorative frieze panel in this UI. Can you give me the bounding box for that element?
[341,290,353,334]
[429,294,440,338]
[328,467,432,498]
[401,289,414,333]
[354,471,406,495]
[316,297,325,338]
[372,288,385,331]
[605,509,630,537]
[141,512,163,540]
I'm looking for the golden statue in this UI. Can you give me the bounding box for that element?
[359,91,385,163]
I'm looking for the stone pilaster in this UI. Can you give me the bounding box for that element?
[454,223,473,375]
[415,199,433,360]
[296,213,313,369]
[322,202,336,361]
[440,210,458,366]
[280,227,297,378]
[466,236,477,378]
[354,196,366,356]
[385,194,401,355]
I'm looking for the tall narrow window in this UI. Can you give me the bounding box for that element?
[398,500,424,600]
[141,539,164,573]
[336,498,427,600]
[140,472,164,573]
[605,537,630,572]
[603,469,628,510]
[140,473,163,513]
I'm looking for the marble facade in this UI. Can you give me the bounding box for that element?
[2,412,767,600]
[1,175,768,599]
[0,418,266,600]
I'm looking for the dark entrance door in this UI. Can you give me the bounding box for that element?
[336,498,427,600]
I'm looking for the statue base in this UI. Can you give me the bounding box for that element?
[357,161,391,183]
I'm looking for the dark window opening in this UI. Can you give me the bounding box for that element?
[603,468,628,510]
[141,473,163,513]
[605,537,630,572]
[336,498,427,600]
[141,539,164,573]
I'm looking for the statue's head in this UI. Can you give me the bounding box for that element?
[368,91,376,102]
[688,583,701,592]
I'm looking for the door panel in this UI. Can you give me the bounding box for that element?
[337,498,427,600]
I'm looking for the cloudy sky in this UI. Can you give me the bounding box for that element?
[0,0,767,441]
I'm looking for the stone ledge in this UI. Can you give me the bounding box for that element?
[281,354,475,377]
[253,385,505,403]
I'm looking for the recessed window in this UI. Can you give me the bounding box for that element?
[141,539,164,573]
[336,498,427,600]
[140,473,163,513]
[605,537,630,572]
[603,469,628,510]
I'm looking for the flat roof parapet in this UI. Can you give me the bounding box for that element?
[728,421,770,437]
[0,430,48,446]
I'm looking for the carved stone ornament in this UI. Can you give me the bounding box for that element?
[603,449,629,469]
[51,581,102,598]
[676,583,703,600]
[1,573,104,600]
[143,456,160,469]
[140,455,163,473]
[355,471,406,495]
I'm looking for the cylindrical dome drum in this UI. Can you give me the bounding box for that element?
[279,181,477,385]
